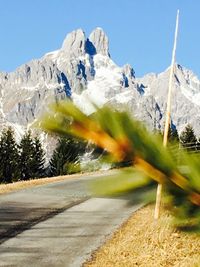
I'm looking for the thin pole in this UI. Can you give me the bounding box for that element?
[154,10,180,220]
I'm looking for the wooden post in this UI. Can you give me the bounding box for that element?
[154,10,180,220]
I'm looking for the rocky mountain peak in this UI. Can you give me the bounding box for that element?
[122,64,135,79]
[61,29,86,58]
[89,28,110,57]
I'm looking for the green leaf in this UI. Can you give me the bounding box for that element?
[37,100,200,232]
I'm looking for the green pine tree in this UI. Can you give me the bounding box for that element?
[19,131,45,180]
[180,124,197,151]
[0,127,20,183]
[168,126,179,143]
[32,135,45,178]
[49,137,86,176]
[19,131,35,180]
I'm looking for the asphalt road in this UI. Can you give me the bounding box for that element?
[0,173,142,267]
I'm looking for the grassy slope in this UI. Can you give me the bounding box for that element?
[84,205,200,267]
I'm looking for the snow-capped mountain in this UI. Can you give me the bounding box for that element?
[0,27,200,148]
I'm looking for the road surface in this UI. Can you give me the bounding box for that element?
[0,173,142,267]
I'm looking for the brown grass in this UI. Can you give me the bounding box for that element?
[0,174,81,195]
[84,205,200,267]
[0,170,107,195]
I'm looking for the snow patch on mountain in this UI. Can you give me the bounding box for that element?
[180,85,200,107]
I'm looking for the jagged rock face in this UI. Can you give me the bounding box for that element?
[89,28,110,57]
[0,27,200,157]
[61,29,86,59]
[52,28,110,95]
[136,65,200,134]
[0,59,69,128]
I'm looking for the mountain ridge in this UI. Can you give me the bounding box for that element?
[0,27,200,150]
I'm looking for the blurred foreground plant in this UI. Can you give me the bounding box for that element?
[37,100,200,232]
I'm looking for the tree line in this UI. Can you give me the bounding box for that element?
[0,123,199,184]
[0,127,87,184]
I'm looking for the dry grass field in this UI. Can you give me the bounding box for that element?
[0,174,82,194]
[84,205,200,267]
[0,171,105,195]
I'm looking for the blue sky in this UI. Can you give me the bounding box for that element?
[0,0,200,77]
